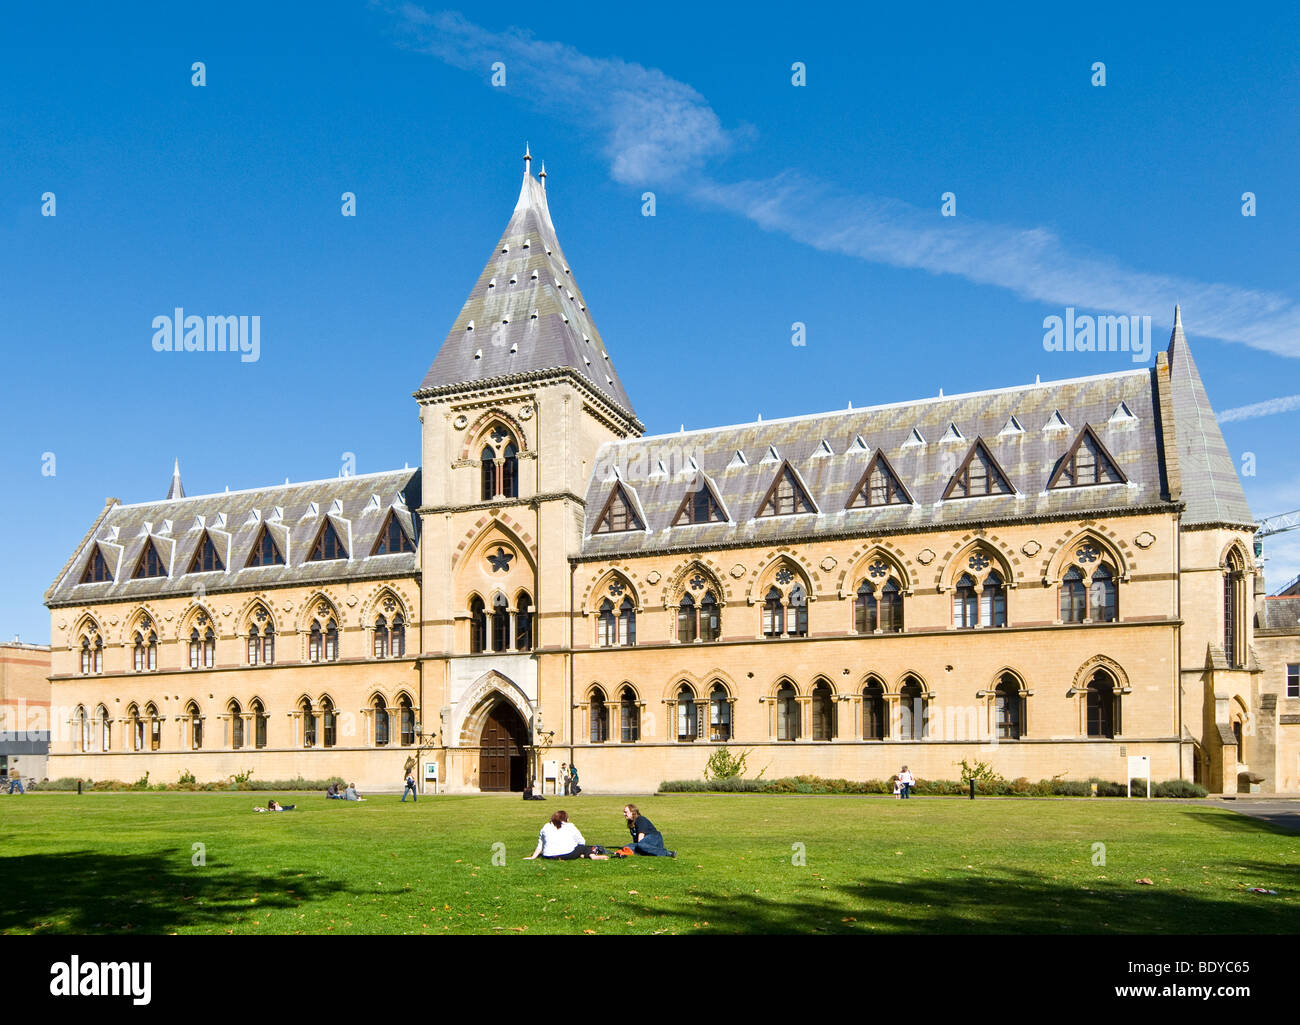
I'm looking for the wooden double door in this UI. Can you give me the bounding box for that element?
[479,701,528,792]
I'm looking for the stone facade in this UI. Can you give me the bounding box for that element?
[45,158,1283,794]
[1,641,52,780]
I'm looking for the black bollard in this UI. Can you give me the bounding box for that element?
[969,778,975,800]
[77,779,83,795]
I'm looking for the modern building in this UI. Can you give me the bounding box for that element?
[1,640,52,781]
[44,152,1284,793]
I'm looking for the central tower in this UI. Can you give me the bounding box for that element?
[413,149,642,791]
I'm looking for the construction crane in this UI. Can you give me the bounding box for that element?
[1255,509,1300,595]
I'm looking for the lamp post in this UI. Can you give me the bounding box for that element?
[407,722,439,795]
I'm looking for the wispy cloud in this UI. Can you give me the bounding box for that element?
[385,6,1300,359]
[1219,394,1300,423]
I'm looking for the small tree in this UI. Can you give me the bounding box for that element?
[704,746,754,781]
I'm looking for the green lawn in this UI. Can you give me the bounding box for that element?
[0,792,1295,934]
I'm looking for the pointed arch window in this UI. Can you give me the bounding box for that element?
[514,596,533,651]
[300,698,316,748]
[246,620,274,665]
[479,426,520,500]
[134,538,168,579]
[675,684,698,742]
[146,702,161,750]
[128,704,144,751]
[757,463,817,517]
[620,687,640,743]
[187,701,203,750]
[598,598,617,647]
[469,597,487,654]
[399,695,415,746]
[762,586,785,638]
[1090,566,1118,623]
[481,446,497,501]
[943,439,1014,499]
[308,520,348,562]
[392,614,406,656]
[372,511,415,554]
[952,574,978,628]
[246,525,285,567]
[699,592,719,642]
[373,696,390,747]
[189,626,215,669]
[308,610,339,663]
[189,532,225,573]
[994,675,1023,740]
[678,592,697,644]
[1223,549,1246,668]
[1086,671,1119,738]
[589,688,608,743]
[81,546,113,583]
[899,677,927,740]
[321,698,337,748]
[491,593,510,652]
[776,682,800,741]
[980,572,1007,627]
[863,680,887,740]
[788,584,809,637]
[811,681,836,741]
[252,699,268,749]
[374,614,390,659]
[846,451,912,508]
[133,629,158,671]
[76,705,90,752]
[80,633,104,675]
[502,443,519,498]
[1060,566,1086,623]
[96,704,111,752]
[229,700,244,750]
[709,683,732,742]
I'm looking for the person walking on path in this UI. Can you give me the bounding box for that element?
[568,763,581,796]
[617,804,675,857]
[524,810,608,860]
[402,772,418,802]
[897,766,915,800]
[560,762,570,796]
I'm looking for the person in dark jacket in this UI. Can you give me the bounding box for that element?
[619,804,675,857]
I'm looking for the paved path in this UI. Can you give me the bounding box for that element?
[1210,799,1300,833]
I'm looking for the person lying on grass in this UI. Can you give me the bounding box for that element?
[524,810,609,861]
[615,804,675,857]
[253,799,297,812]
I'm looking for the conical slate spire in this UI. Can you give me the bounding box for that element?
[417,156,638,421]
[1164,308,1254,527]
[167,459,185,500]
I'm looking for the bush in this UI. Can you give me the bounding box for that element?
[659,773,1205,798]
[1153,779,1208,799]
[1053,780,1092,797]
[703,746,752,781]
[177,769,196,785]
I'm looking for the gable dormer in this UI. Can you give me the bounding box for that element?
[1047,424,1127,489]
[942,438,1015,499]
[592,481,646,534]
[846,450,913,508]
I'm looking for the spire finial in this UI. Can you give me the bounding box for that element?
[1174,303,1182,329]
[167,459,185,500]
[538,160,547,186]
[523,142,531,174]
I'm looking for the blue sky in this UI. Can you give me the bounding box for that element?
[2,1,1298,642]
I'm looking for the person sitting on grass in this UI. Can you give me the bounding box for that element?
[524,810,609,861]
[344,782,365,801]
[325,782,343,799]
[617,804,675,858]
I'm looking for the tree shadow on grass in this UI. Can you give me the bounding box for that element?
[0,850,351,934]
[634,864,1300,935]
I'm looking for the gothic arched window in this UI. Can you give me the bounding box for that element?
[994,674,1022,740]
[1060,566,1086,623]
[811,680,836,741]
[678,593,697,644]
[469,596,487,653]
[709,683,732,742]
[676,684,698,742]
[776,682,799,741]
[863,679,886,740]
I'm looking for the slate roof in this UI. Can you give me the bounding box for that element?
[1165,308,1255,528]
[46,468,420,607]
[581,367,1168,557]
[1260,596,1300,632]
[416,159,638,423]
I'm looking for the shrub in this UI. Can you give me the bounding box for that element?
[177,769,196,785]
[703,746,752,781]
[1153,779,1208,799]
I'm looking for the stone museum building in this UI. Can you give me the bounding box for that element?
[44,153,1289,794]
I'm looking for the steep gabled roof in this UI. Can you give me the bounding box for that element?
[1164,307,1255,528]
[417,155,638,423]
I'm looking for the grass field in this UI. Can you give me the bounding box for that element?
[1,792,1295,934]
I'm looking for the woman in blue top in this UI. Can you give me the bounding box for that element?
[620,804,675,857]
